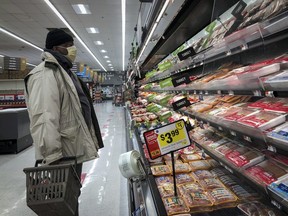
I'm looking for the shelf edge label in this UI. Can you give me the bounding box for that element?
[172,98,191,111]
[177,47,196,61]
[172,74,190,87]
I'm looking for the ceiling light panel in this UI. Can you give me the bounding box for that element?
[86,27,99,34]
[94,41,104,45]
[72,4,91,14]
[100,50,107,53]
[104,56,109,59]
[106,60,111,63]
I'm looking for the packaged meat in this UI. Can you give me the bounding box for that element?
[215,106,243,118]
[208,187,238,207]
[165,160,183,166]
[162,196,190,216]
[219,175,240,187]
[263,150,288,166]
[177,182,204,195]
[214,142,238,156]
[151,165,171,176]
[192,170,214,180]
[180,154,201,162]
[238,201,286,216]
[158,184,177,198]
[208,138,230,149]
[199,178,226,190]
[267,122,288,143]
[164,153,180,161]
[207,159,221,168]
[188,103,213,113]
[269,174,288,200]
[237,110,286,130]
[210,168,231,177]
[229,184,260,201]
[169,163,191,174]
[180,145,200,155]
[155,176,173,186]
[189,160,211,171]
[225,147,265,168]
[175,173,196,184]
[223,108,259,121]
[182,191,214,209]
[245,160,288,186]
[248,97,288,113]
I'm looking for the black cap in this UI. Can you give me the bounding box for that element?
[45,29,73,49]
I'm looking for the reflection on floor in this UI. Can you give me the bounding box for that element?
[0,102,128,216]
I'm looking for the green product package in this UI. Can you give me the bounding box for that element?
[159,95,173,106]
[159,78,173,88]
[145,69,157,79]
[159,111,172,122]
[158,60,173,72]
[144,83,153,90]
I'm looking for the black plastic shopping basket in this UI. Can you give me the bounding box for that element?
[23,157,81,216]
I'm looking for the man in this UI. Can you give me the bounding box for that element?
[25,29,104,215]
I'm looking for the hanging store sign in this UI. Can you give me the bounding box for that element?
[231,0,246,18]
[144,119,190,159]
[172,98,191,111]
[172,74,191,87]
[177,47,196,61]
[3,57,20,71]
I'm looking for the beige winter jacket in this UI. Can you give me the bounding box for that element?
[25,52,99,165]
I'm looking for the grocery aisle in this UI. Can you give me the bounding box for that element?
[0,101,128,216]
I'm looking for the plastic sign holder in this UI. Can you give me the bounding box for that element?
[144,119,191,196]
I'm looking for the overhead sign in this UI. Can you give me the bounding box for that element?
[144,119,190,159]
[172,74,191,87]
[177,47,196,61]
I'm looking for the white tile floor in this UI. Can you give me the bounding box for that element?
[0,102,129,216]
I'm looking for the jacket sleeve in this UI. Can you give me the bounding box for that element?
[26,66,62,165]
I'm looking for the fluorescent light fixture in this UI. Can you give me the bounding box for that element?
[44,0,107,71]
[0,27,43,52]
[94,41,104,45]
[86,27,99,33]
[108,64,112,66]
[121,0,126,71]
[106,60,111,63]
[100,50,107,53]
[136,0,170,64]
[0,54,4,57]
[72,4,91,14]
[104,56,109,59]
[26,63,36,67]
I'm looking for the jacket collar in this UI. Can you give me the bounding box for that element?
[42,49,73,73]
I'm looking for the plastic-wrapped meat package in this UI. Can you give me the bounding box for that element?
[199,178,226,190]
[208,138,230,150]
[162,197,190,216]
[180,153,201,162]
[223,108,259,121]
[211,168,231,177]
[208,187,238,208]
[237,111,286,130]
[175,173,196,184]
[192,170,214,180]
[214,142,238,156]
[155,176,173,186]
[168,163,191,174]
[165,160,183,166]
[164,153,179,162]
[269,174,288,200]
[245,160,288,185]
[188,103,213,113]
[189,160,211,171]
[207,159,221,168]
[225,147,265,168]
[168,95,185,106]
[263,149,288,166]
[178,182,204,196]
[215,106,242,118]
[219,175,240,187]
[238,201,286,216]
[263,0,288,20]
[182,191,214,211]
[151,165,171,176]
[202,95,221,106]
[229,185,260,201]
[248,97,288,112]
[158,184,177,198]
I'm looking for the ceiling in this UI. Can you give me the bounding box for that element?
[0,0,141,72]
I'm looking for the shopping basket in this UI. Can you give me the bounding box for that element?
[23,157,81,216]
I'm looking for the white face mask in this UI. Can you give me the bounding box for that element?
[65,45,77,62]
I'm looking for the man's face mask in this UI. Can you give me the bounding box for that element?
[65,45,77,62]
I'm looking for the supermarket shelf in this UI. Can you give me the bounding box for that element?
[195,141,268,196]
[268,187,288,214]
[142,11,288,84]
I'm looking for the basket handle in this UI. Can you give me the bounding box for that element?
[34,156,78,167]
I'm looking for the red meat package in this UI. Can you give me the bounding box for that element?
[223,108,259,121]
[237,110,286,130]
[225,147,264,168]
[245,160,288,185]
[214,142,238,156]
[248,98,288,113]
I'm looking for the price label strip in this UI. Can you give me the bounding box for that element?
[144,119,191,160]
